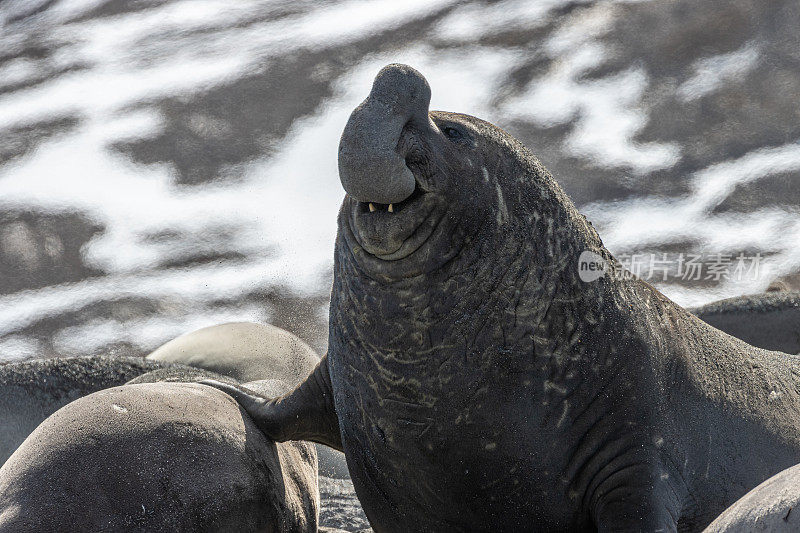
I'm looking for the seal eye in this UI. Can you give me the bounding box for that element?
[442,126,464,141]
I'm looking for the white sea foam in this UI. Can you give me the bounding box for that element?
[0,0,461,129]
[51,302,268,355]
[584,141,800,306]
[0,261,265,337]
[501,3,680,174]
[0,335,43,362]
[434,0,593,42]
[0,58,42,89]
[678,43,760,101]
[0,0,53,26]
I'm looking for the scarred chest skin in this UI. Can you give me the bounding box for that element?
[327,169,676,531]
[329,197,800,532]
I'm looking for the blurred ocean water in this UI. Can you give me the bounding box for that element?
[1,0,799,362]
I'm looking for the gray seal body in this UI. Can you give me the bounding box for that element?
[690,292,800,355]
[205,64,800,532]
[704,462,800,532]
[147,322,321,384]
[0,355,164,464]
[0,381,318,532]
[147,322,349,479]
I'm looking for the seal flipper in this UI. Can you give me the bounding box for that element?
[200,354,342,451]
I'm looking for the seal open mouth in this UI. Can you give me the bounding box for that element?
[349,180,442,261]
[357,179,424,215]
[338,64,448,264]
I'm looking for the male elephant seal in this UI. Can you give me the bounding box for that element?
[0,381,318,532]
[703,462,800,532]
[204,64,800,531]
[0,355,164,464]
[147,322,350,479]
[690,292,800,355]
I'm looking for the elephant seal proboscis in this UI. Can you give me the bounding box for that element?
[690,292,800,355]
[0,380,318,532]
[147,322,350,479]
[204,64,800,531]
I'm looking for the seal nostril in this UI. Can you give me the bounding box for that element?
[338,64,431,204]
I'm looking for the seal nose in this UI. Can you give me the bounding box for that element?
[338,64,431,204]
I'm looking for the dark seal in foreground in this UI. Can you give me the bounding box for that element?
[205,64,800,531]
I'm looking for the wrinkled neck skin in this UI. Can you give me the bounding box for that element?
[333,155,608,364]
[328,146,661,529]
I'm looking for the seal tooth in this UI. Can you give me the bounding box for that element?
[388,203,394,213]
[369,203,376,212]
